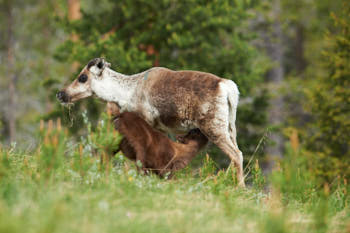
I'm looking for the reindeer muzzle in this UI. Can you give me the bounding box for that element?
[56,91,70,103]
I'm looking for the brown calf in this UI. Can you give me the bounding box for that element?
[113,112,208,177]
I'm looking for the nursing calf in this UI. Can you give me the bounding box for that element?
[57,58,245,186]
[114,112,208,177]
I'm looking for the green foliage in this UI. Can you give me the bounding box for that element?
[262,211,289,233]
[0,121,348,233]
[302,150,350,184]
[199,154,217,178]
[251,159,266,190]
[270,144,318,203]
[85,111,123,156]
[313,192,329,233]
[52,0,269,160]
[269,141,350,220]
[211,168,239,193]
[38,119,67,179]
[276,0,347,184]
[296,1,350,183]
[306,1,350,159]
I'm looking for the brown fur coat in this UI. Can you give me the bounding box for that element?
[114,112,208,176]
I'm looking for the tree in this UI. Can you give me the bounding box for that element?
[1,0,16,142]
[261,0,286,160]
[52,0,268,164]
[307,1,350,159]
[252,0,342,170]
[0,0,69,145]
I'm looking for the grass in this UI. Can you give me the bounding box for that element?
[0,118,349,233]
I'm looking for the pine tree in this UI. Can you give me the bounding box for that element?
[308,1,350,159]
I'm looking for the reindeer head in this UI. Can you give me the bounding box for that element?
[56,58,111,103]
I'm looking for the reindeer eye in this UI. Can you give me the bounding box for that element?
[78,74,88,83]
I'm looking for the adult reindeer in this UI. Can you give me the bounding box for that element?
[57,58,245,187]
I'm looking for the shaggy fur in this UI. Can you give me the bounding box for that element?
[114,112,208,177]
[57,58,245,186]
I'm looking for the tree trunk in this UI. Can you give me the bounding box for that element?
[42,0,53,113]
[68,0,81,20]
[295,24,307,73]
[68,0,81,70]
[265,0,285,165]
[6,2,16,142]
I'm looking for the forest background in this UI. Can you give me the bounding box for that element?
[0,0,349,183]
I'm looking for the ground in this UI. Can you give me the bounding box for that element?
[0,119,348,233]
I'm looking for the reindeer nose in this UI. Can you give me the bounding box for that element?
[56,91,69,103]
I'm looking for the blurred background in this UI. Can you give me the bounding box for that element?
[0,0,348,182]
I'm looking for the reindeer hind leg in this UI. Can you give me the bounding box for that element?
[199,120,245,187]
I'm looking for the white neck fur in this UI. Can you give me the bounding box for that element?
[91,67,142,111]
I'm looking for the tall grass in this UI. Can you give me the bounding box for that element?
[0,116,348,233]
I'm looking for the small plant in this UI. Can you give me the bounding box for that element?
[38,118,67,179]
[311,183,329,233]
[252,159,266,190]
[0,145,11,180]
[270,143,318,203]
[81,111,123,175]
[86,112,123,157]
[199,154,217,178]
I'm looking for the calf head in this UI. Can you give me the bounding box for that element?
[56,58,111,103]
[177,129,208,146]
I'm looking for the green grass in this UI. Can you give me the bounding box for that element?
[0,119,349,233]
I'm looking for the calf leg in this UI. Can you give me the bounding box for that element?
[118,138,136,161]
[134,148,148,174]
[122,139,149,174]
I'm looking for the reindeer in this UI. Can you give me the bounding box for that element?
[114,111,208,177]
[57,58,245,187]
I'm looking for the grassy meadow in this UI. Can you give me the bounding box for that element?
[0,116,349,233]
[1,1,350,233]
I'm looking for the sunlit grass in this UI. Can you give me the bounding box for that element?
[0,118,348,233]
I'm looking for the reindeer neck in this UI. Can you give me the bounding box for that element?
[91,68,145,111]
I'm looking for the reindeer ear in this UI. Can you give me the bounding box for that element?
[89,58,111,76]
[97,60,104,69]
[97,58,111,68]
